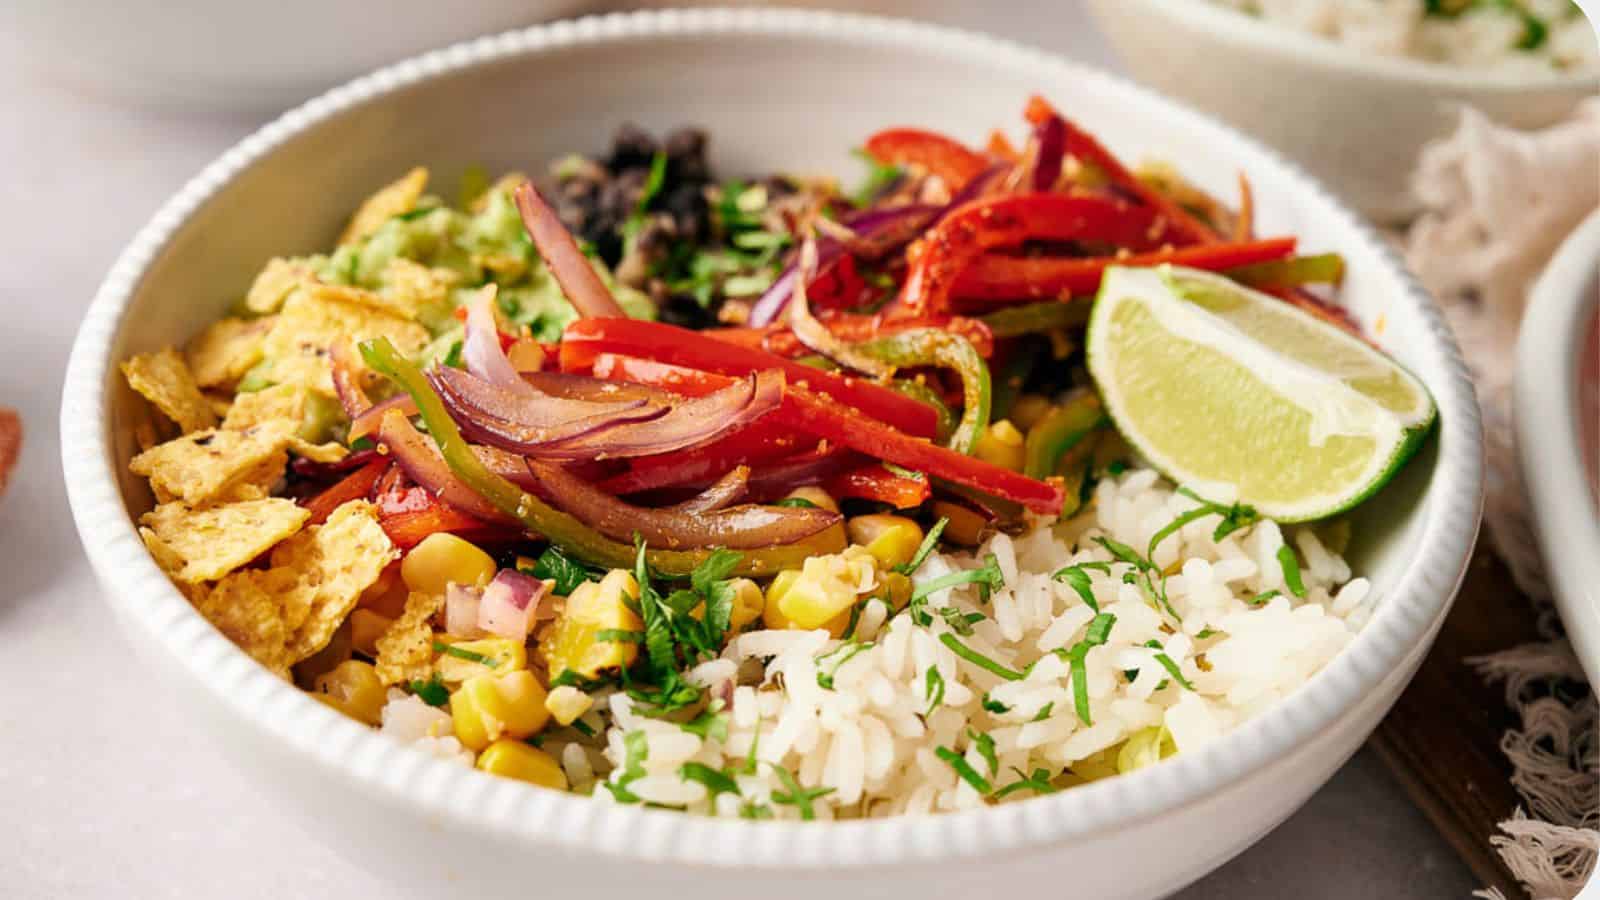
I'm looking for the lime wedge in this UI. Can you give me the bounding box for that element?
[1085,265,1436,521]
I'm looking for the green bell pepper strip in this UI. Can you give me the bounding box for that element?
[1225,253,1344,290]
[979,300,1091,338]
[358,337,825,576]
[1023,390,1108,480]
[856,328,990,455]
[887,378,957,445]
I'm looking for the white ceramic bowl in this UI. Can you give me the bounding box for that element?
[1515,209,1600,684]
[1085,0,1599,224]
[61,10,1484,899]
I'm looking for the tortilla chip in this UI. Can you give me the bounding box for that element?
[269,500,397,663]
[129,420,295,506]
[288,437,348,464]
[256,287,429,396]
[340,167,428,246]
[222,383,307,431]
[139,526,185,575]
[299,279,420,323]
[378,258,459,319]
[141,498,310,584]
[121,348,218,434]
[375,590,443,685]
[218,448,288,502]
[244,259,312,315]
[192,568,295,676]
[187,316,274,387]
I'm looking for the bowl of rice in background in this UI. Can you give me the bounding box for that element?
[1086,0,1599,223]
[61,9,1484,899]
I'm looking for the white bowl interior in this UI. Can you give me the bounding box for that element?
[68,10,1484,891]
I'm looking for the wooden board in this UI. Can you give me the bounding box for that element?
[1369,541,1544,899]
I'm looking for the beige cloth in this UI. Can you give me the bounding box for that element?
[1404,100,1600,900]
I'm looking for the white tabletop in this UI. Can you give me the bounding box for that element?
[0,4,1479,897]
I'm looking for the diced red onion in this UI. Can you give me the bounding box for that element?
[445,582,485,637]
[477,569,547,639]
[513,181,626,319]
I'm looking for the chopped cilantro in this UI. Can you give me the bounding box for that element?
[595,629,645,644]
[1031,701,1055,722]
[407,675,449,708]
[981,694,1013,714]
[769,765,834,820]
[569,717,597,738]
[1093,536,1180,622]
[909,553,1005,628]
[935,606,986,636]
[934,746,993,794]
[939,633,1026,681]
[924,666,946,717]
[681,709,730,742]
[1246,589,1281,607]
[1051,561,1112,612]
[1143,640,1195,691]
[895,516,949,577]
[992,767,1058,799]
[679,762,741,799]
[1147,488,1259,559]
[602,730,650,804]
[815,641,873,690]
[1277,545,1307,598]
[1063,612,1117,725]
[772,496,819,509]
[528,545,600,596]
[433,641,494,665]
[969,729,999,777]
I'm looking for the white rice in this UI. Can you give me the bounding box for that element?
[574,467,1375,819]
[1209,0,1598,73]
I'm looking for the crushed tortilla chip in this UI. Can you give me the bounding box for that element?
[378,258,459,319]
[222,383,308,431]
[244,259,312,315]
[299,279,420,323]
[288,437,348,464]
[139,526,185,575]
[256,287,429,396]
[121,348,218,434]
[218,448,288,502]
[140,498,310,584]
[192,568,297,676]
[129,420,295,506]
[340,167,429,246]
[375,590,443,685]
[186,316,274,387]
[471,172,529,214]
[269,500,397,663]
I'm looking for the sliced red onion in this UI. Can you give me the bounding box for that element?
[329,340,373,419]
[667,466,749,513]
[742,447,862,500]
[1031,115,1066,192]
[521,370,674,404]
[477,569,548,639]
[348,393,418,443]
[531,369,784,460]
[513,181,626,319]
[524,457,839,550]
[445,583,485,638]
[787,235,895,379]
[462,283,533,393]
[433,365,662,430]
[375,408,511,524]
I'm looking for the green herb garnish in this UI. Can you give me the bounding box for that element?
[981,694,1013,714]
[1148,488,1259,558]
[602,730,650,804]
[1246,589,1281,606]
[1063,612,1117,725]
[407,675,449,708]
[1031,701,1055,722]
[815,641,873,690]
[896,516,949,577]
[939,633,1026,681]
[595,629,646,644]
[1143,640,1195,691]
[433,641,494,665]
[681,709,730,742]
[528,545,600,596]
[991,767,1059,799]
[679,762,741,799]
[772,497,819,509]
[1051,561,1112,613]
[924,666,946,717]
[849,148,904,207]
[969,729,999,777]
[934,746,993,794]
[1277,545,1307,598]
[769,765,834,820]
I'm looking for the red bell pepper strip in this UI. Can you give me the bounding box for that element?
[595,418,813,496]
[379,504,506,550]
[864,128,989,190]
[951,237,1297,306]
[708,312,995,360]
[825,464,932,509]
[1024,95,1218,247]
[560,318,938,439]
[896,192,1163,316]
[587,353,1063,515]
[302,459,388,525]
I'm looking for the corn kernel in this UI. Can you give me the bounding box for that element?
[313,659,386,726]
[1008,394,1053,431]
[770,558,861,632]
[973,420,1026,472]
[727,578,765,632]
[782,486,839,513]
[435,636,528,684]
[539,569,641,681]
[350,609,393,657]
[451,670,551,751]
[476,739,568,789]
[846,514,924,570]
[762,573,853,638]
[873,571,914,611]
[544,684,593,726]
[401,533,497,596]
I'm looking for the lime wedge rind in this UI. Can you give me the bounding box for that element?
[1085,264,1437,522]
